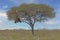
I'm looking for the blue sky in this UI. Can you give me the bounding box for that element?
[0,0,60,30]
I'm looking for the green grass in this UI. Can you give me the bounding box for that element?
[0,29,60,40]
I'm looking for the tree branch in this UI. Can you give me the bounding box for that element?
[21,21,30,25]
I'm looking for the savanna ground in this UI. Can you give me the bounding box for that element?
[0,29,60,40]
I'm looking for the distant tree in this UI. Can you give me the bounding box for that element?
[7,4,55,35]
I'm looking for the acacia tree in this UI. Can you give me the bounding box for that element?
[7,4,55,35]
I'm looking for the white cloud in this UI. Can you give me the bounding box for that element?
[0,25,27,30]
[55,5,60,13]
[9,0,20,5]
[2,5,8,9]
[29,0,34,3]
[0,20,2,23]
[45,20,59,24]
[0,12,7,18]
[56,26,60,29]
[0,26,14,30]
[0,20,4,25]
[9,0,35,5]
[0,9,7,12]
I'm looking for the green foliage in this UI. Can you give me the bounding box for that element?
[7,4,55,21]
[7,7,18,20]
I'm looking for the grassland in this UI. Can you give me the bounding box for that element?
[0,29,60,40]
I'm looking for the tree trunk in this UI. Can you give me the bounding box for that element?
[31,26,34,35]
[31,24,34,35]
[29,18,34,35]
